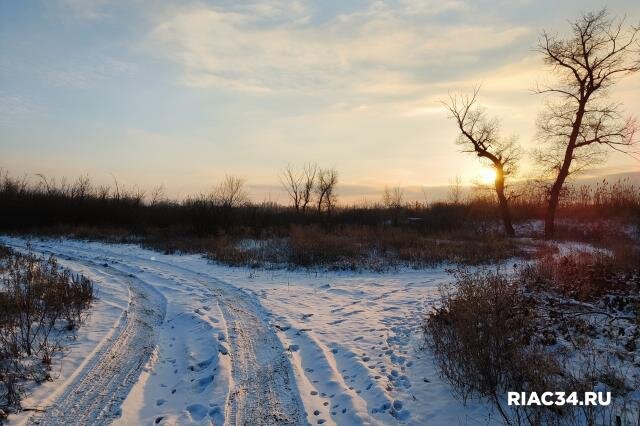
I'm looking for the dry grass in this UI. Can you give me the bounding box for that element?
[144,226,524,270]
[522,244,640,301]
[0,247,94,412]
[136,225,526,271]
[424,245,640,425]
[424,269,566,424]
[288,225,523,269]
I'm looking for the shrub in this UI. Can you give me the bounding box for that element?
[0,248,93,413]
[425,262,640,425]
[424,269,566,423]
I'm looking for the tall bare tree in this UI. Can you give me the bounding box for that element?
[212,175,248,208]
[535,9,639,238]
[301,162,317,213]
[444,88,520,236]
[279,165,304,212]
[316,167,338,214]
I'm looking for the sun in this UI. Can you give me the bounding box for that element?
[479,167,497,185]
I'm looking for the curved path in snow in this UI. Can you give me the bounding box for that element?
[28,261,165,425]
[5,239,307,426]
[4,237,495,426]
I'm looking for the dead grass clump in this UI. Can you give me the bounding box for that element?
[289,226,371,269]
[288,225,522,270]
[553,220,635,246]
[424,269,573,424]
[156,226,523,271]
[0,249,94,413]
[521,246,640,301]
[423,268,640,425]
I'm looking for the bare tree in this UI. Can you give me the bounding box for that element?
[212,175,248,208]
[448,175,464,205]
[71,175,91,199]
[97,185,110,200]
[315,167,338,214]
[383,185,405,225]
[444,88,520,236]
[301,162,317,213]
[279,165,304,213]
[382,186,404,209]
[110,173,121,200]
[150,184,166,205]
[535,9,639,238]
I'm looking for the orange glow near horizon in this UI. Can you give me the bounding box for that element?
[479,167,497,185]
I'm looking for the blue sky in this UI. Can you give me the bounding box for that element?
[1,0,639,202]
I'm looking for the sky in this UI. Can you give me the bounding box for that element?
[1,0,639,203]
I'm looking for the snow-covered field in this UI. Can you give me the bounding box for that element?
[1,237,499,425]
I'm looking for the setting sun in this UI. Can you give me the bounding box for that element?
[479,167,497,185]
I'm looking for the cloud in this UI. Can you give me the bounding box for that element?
[57,0,111,20]
[0,92,34,124]
[145,1,532,96]
[38,56,135,89]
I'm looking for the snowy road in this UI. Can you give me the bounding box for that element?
[2,237,496,425]
[29,259,165,425]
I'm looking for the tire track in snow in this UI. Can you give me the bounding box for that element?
[13,240,306,425]
[104,249,308,425]
[216,289,306,425]
[26,257,166,426]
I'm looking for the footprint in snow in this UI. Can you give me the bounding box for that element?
[186,404,208,421]
[192,375,215,393]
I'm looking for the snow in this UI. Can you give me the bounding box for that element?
[1,236,499,425]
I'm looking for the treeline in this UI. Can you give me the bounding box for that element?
[0,171,638,239]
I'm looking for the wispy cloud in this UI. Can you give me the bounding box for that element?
[145,1,531,96]
[3,0,637,195]
[0,92,34,123]
[39,56,134,89]
[57,0,111,20]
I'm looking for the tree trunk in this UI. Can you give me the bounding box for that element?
[544,194,558,240]
[494,170,515,237]
[544,101,585,239]
[544,165,570,239]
